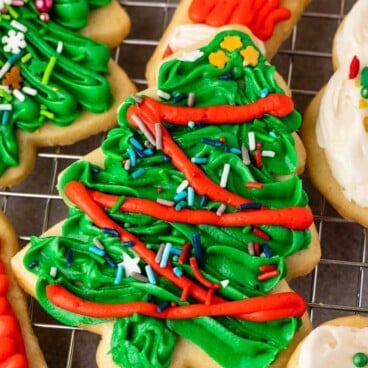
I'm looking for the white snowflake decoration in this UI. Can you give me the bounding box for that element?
[0,0,13,11]
[2,30,26,54]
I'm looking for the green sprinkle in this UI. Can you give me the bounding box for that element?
[157,235,186,245]
[21,53,33,63]
[40,110,54,120]
[42,56,57,85]
[158,169,170,182]
[4,5,18,18]
[242,226,252,234]
[110,195,126,214]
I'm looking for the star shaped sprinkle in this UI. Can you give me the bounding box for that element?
[220,35,243,52]
[121,253,141,277]
[240,46,260,67]
[208,50,229,69]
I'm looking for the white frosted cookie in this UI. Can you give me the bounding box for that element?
[146,0,312,86]
[302,0,368,226]
[12,27,319,368]
[287,315,368,368]
[0,1,136,187]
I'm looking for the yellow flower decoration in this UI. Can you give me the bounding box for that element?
[220,35,243,52]
[359,99,368,109]
[240,46,260,67]
[209,50,229,69]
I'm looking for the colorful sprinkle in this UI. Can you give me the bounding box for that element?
[353,352,368,367]
[145,265,156,285]
[114,263,124,285]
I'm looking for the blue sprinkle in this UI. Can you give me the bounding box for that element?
[173,267,183,277]
[8,51,24,64]
[157,300,170,312]
[143,148,154,156]
[191,157,208,164]
[132,168,145,179]
[260,88,269,98]
[160,243,172,268]
[145,265,156,285]
[104,254,117,268]
[170,246,182,256]
[28,260,38,269]
[114,263,124,284]
[122,240,135,247]
[174,191,187,202]
[89,245,105,257]
[175,200,187,211]
[187,186,195,206]
[188,121,196,128]
[127,148,137,167]
[91,166,100,174]
[220,72,232,80]
[230,147,242,155]
[269,131,277,138]
[201,137,223,147]
[134,148,144,158]
[147,294,154,302]
[103,228,120,237]
[172,93,186,103]
[129,137,144,151]
[192,232,204,267]
[1,110,9,126]
[240,202,262,210]
[162,154,170,162]
[200,195,208,207]
[223,145,230,153]
[66,249,73,267]
[261,244,273,258]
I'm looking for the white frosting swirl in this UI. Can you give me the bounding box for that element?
[296,325,368,368]
[334,0,368,66]
[166,24,265,55]
[316,67,368,207]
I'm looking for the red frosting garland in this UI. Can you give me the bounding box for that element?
[0,252,28,368]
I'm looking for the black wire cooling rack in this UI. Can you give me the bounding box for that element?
[1,0,367,366]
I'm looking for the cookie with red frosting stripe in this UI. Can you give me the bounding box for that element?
[146,0,312,86]
[12,27,320,368]
[0,210,46,368]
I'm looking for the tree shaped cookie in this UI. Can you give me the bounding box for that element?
[0,0,136,187]
[12,27,320,368]
[146,0,312,85]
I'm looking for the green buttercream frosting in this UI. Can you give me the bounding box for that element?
[0,1,113,176]
[26,30,311,368]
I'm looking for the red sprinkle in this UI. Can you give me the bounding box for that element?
[258,270,280,281]
[259,264,277,273]
[349,56,360,79]
[253,242,261,256]
[245,182,264,189]
[254,150,263,168]
[253,227,271,241]
[178,242,191,264]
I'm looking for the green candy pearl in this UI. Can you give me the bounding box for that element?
[353,352,368,367]
[361,87,368,99]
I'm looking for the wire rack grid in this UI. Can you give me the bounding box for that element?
[1,0,367,367]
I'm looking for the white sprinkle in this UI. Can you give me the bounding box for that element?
[50,266,57,278]
[187,92,196,107]
[261,150,276,158]
[13,89,25,102]
[241,145,251,165]
[176,179,189,193]
[93,238,105,250]
[219,163,230,188]
[248,242,255,255]
[248,132,256,151]
[220,279,229,288]
[56,41,63,54]
[0,104,12,111]
[0,63,11,79]
[155,123,162,150]
[10,20,27,33]
[157,90,171,100]
[22,86,37,96]
[131,94,143,104]
[131,114,156,146]
[124,159,131,171]
[216,203,226,216]
[0,85,10,93]
[156,198,175,207]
